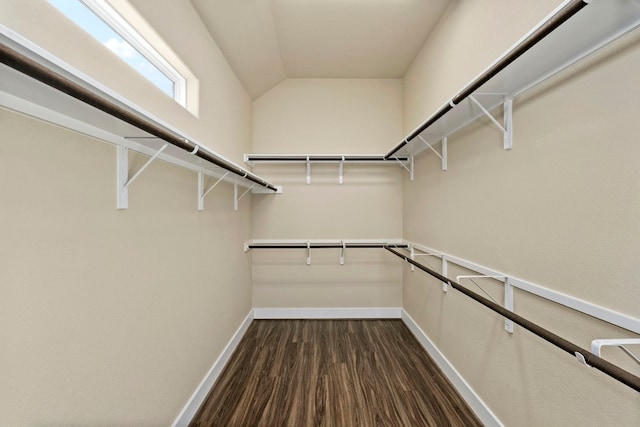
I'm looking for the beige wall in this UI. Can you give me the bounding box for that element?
[0,0,253,425]
[403,0,640,425]
[251,79,404,308]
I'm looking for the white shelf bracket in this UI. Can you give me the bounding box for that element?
[234,183,255,212]
[117,145,129,210]
[411,250,442,274]
[116,142,168,210]
[456,274,507,310]
[306,156,311,185]
[418,135,447,171]
[233,184,238,211]
[442,137,448,171]
[339,156,344,185]
[442,256,448,292]
[409,155,414,180]
[306,241,311,265]
[469,95,513,150]
[198,171,230,211]
[591,339,640,366]
[340,241,346,265]
[504,277,514,334]
[393,156,413,180]
[410,246,415,272]
[458,274,509,322]
[504,98,513,150]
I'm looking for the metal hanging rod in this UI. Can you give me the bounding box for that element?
[248,240,409,266]
[248,244,409,249]
[248,243,409,249]
[0,41,278,192]
[384,246,640,394]
[384,0,588,159]
[245,154,409,164]
[245,154,413,184]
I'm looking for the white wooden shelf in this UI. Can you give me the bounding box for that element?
[245,154,409,165]
[0,26,279,210]
[245,154,412,184]
[385,0,640,161]
[245,239,408,265]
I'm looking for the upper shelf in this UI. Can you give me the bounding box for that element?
[245,154,409,166]
[0,25,278,192]
[245,154,412,184]
[386,0,640,159]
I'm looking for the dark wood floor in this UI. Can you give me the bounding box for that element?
[190,319,482,426]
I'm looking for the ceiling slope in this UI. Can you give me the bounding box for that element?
[191,0,287,98]
[191,0,450,99]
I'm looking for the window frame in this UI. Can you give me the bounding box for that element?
[79,0,187,106]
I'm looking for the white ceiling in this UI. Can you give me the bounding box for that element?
[190,0,451,99]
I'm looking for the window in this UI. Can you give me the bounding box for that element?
[49,0,188,107]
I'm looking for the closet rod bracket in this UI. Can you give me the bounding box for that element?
[591,339,640,365]
[234,183,255,211]
[198,171,230,211]
[418,135,447,171]
[442,255,448,292]
[457,274,511,331]
[505,277,514,333]
[468,95,513,150]
[393,156,414,180]
[116,142,168,210]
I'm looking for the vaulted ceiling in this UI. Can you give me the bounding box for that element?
[190,0,451,99]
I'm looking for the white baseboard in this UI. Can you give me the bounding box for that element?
[171,310,254,427]
[401,309,504,427]
[253,307,402,319]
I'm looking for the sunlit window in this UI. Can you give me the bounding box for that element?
[49,0,186,104]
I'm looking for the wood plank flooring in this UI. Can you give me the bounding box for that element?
[190,319,482,426]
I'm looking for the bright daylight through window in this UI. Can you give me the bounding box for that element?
[48,0,187,105]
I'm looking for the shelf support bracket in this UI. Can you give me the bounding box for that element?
[418,135,447,171]
[198,171,229,211]
[393,156,414,181]
[442,256,448,292]
[307,241,311,265]
[339,156,344,185]
[458,274,513,330]
[411,250,441,273]
[117,145,129,210]
[442,137,448,171]
[340,241,346,265]
[505,277,514,333]
[468,95,513,150]
[504,98,513,150]
[234,183,255,211]
[306,156,311,185]
[591,339,640,365]
[410,155,414,180]
[117,143,168,210]
[234,184,237,211]
[410,246,415,272]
